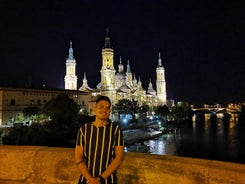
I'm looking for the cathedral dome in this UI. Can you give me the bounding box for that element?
[115,72,126,90]
[147,88,156,95]
[146,80,156,95]
[115,58,126,80]
[115,72,126,81]
[119,80,131,93]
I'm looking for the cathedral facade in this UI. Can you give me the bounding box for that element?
[64,30,167,107]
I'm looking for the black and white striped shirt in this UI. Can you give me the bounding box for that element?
[76,122,124,184]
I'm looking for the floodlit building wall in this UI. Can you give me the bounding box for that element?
[0,87,89,125]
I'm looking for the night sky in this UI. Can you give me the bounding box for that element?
[0,0,245,105]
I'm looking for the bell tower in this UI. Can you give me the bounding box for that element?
[64,41,78,90]
[156,53,167,105]
[99,29,116,103]
[100,29,116,91]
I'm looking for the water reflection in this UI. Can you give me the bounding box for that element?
[125,113,245,164]
[125,134,178,155]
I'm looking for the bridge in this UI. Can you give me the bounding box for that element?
[192,105,240,114]
[191,105,241,123]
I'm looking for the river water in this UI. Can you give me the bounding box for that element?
[125,113,245,164]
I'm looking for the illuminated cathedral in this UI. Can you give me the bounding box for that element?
[64,30,167,106]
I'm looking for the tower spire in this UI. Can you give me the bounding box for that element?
[158,52,162,67]
[82,72,89,88]
[118,56,124,73]
[68,40,74,60]
[126,60,131,73]
[104,28,112,48]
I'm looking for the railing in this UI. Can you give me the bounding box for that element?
[1,146,245,184]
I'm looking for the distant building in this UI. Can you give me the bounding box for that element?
[0,87,89,125]
[0,30,168,125]
[65,30,167,106]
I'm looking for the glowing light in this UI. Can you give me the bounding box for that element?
[123,118,127,124]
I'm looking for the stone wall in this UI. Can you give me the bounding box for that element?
[0,146,245,184]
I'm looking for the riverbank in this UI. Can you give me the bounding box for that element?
[123,129,163,146]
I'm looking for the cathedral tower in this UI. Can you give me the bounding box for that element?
[156,53,167,105]
[126,60,133,88]
[64,41,78,90]
[100,29,116,102]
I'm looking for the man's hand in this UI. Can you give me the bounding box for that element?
[87,177,101,184]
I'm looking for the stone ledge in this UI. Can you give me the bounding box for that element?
[0,146,245,184]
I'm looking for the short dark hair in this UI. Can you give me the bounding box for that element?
[96,95,111,106]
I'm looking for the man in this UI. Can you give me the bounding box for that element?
[75,95,124,184]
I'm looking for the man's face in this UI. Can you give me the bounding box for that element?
[94,100,111,121]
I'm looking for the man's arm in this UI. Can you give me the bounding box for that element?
[100,145,124,179]
[75,145,100,184]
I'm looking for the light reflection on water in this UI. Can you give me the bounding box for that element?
[125,134,178,155]
[125,113,245,164]
[147,134,176,155]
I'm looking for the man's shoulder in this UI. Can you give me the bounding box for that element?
[110,121,122,129]
[79,122,92,128]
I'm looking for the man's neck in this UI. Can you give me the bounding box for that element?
[93,119,109,127]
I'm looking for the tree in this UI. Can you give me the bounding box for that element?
[3,94,81,148]
[22,106,43,123]
[23,106,41,117]
[114,99,139,120]
[156,105,170,117]
[170,103,193,123]
[155,105,170,127]
[114,99,130,115]
[40,94,81,146]
[139,102,150,115]
[42,94,80,125]
[171,106,185,122]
